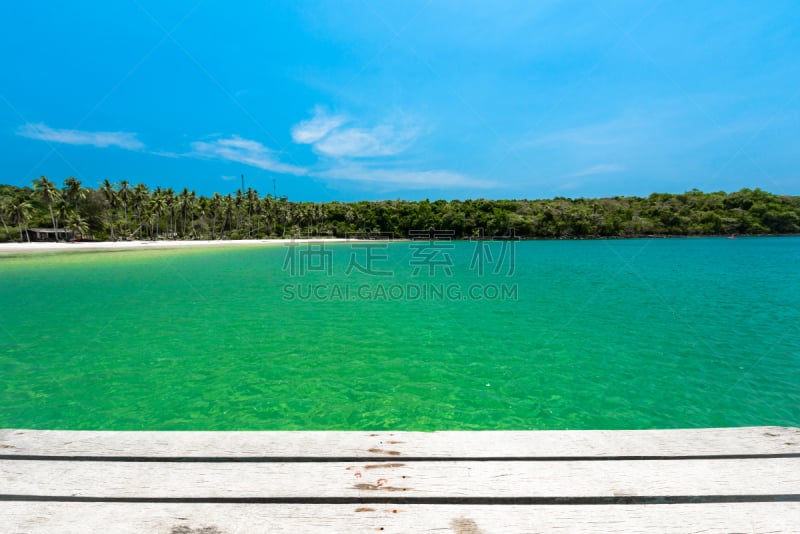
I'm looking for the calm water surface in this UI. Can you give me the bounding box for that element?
[0,237,798,430]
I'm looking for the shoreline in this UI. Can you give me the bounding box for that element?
[0,238,357,255]
[0,233,796,255]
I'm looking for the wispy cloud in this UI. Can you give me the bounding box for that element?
[292,107,494,191]
[317,164,494,191]
[148,150,182,159]
[17,122,144,150]
[519,117,644,149]
[567,163,625,177]
[191,136,306,175]
[314,124,420,158]
[292,107,420,158]
[291,106,347,144]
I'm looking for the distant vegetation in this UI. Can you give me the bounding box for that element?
[1,178,799,242]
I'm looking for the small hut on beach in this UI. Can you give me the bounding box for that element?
[25,228,74,241]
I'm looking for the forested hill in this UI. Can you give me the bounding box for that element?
[1,179,799,241]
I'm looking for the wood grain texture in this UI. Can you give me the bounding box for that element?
[2,502,799,533]
[2,427,798,532]
[2,426,799,458]
[3,458,798,498]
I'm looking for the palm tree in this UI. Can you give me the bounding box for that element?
[196,196,210,238]
[222,195,234,236]
[178,188,191,238]
[63,176,85,214]
[188,190,198,238]
[100,179,118,240]
[210,193,222,239]
[317,203,327,235]
[11,198,33,242]
[149,192,166,239]
[253,196,263,237]
[246,187,258,236]
[55,199,71,236]
[234,190,243,232]
[118,180,130,236]
[0,195,12,240]
[279,198,291,236]
[263,195,276,236]
[132,183,149,238]
[33,176,61,239]
[164,188,176,238]
[66,213,90,240]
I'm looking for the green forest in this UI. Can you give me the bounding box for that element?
[1,177,799,241]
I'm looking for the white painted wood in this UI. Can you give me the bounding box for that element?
[1,502,799,533]
[2,458,798,498]
[3,428,798,532]
[2,426,798,458]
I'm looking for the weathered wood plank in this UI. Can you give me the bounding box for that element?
[2,502,799,533]
[3,458,798,498]
[2,427,798,458]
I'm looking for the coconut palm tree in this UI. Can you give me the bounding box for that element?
[188,190,198,238]
[63,176,85,214]
[0,195,12,240]
[317,203,327,234]
[263,195,276,236]
[32,176,61,239]
[100,179,118,240]
[149,192,166,239]
[118,180,130,236]
[252,195,263,237]
[11,198,33,242]
[246,187,258,236]
[278,198,291,237]
[197,196,210,238]
[66,213,90,240]
[55,199,71,236]
[132,183,149,238]
[210,192,222,239]
[234,190,243,232]
[222,194,235,237]
[164,188,176,238]
[177,188,193,238]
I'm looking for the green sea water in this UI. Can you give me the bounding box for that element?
[0,237,798,430]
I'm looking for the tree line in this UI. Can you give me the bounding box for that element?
[0,177,798,242]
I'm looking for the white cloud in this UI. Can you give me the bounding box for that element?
[517,117,647,150]
[567,164,625,177]
[318,164,495,190]
[17,122,144,150]
[148,150,182,159]
[291,106,347,144]
[314,124,419,158]
[291,106,489,191]
[291,108,420,158]
[191,136,306,175]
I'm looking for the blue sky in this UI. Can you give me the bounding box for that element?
[1,1,798,201]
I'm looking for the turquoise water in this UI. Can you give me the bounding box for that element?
[0,237,798,430]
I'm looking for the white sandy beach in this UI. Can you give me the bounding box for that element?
[0,238,355,254]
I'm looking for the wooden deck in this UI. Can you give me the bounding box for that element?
[1,426,799,532]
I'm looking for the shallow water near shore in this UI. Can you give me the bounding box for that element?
[1,237,798,430]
